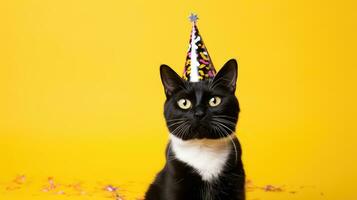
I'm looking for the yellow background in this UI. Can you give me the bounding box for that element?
[1,0,356,199]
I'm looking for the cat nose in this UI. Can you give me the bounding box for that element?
[194,109,206,119]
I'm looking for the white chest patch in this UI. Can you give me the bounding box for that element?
[170,134,232,182]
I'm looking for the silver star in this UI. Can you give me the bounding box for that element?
[189,13,198,23]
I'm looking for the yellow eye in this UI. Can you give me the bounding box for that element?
[177,99,192,109]
[209,96,222,107]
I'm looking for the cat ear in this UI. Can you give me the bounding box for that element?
[212,59,238,92]
[160,64,185,97]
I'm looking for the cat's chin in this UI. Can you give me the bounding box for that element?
[170,131,234,141]
[169,133,235,144]
[193,132,223,140]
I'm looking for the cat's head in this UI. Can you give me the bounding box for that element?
[160,59,240,140]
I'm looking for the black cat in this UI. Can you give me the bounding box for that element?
[145,59,245,200]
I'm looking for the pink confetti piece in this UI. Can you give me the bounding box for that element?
[104,185,117,192]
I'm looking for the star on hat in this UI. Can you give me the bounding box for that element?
[182,13,216,82]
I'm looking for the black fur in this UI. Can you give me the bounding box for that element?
[145,59,245,200]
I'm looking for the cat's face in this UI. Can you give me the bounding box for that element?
[160,59,240,140]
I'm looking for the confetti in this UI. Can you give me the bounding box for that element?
[5,175,26,191]
[13,175,26,184]
[41,177,57,192]
[57,190,65,195]
[263,184,284,192]
[104,185,118,192]
[1,175,317,199]
[103,184,125,199]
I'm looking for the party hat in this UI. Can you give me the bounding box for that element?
[182,13,216,82]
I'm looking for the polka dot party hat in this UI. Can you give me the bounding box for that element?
[182,13,216,82]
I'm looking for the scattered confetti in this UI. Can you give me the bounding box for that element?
[5,175,26,191]
[263,184,284,192]
[103,184,124,200]
[67,182,86,195]
[13,175,26,184]
[5,185,21,191]
[245,180,285,193]
[41,177,57,192]
[104,185,118,192]
[1,175,321,199]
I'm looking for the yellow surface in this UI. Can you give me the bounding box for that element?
[1,0,356,199]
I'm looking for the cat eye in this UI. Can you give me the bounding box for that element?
[209,96,221,107]
[177,99,192,109]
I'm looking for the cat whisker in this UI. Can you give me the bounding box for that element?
[211,121,238,164]
[172,121,191,140]
[167,124,192,162]
[175,125,185,139]
[213,126,225,141]
[212,120,236,135]
[219,126,238,164]
[212,119,237,126]
[212,117,236,124]
[217,121,234,133]
[212,117,237,126]
[211,118,235,127]
[167,120,186,128]
[181,123,191,139]
[180,124,191,140]
[171,121,188,136]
